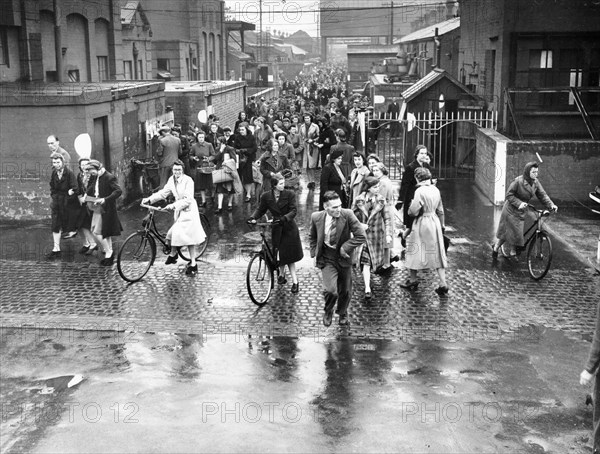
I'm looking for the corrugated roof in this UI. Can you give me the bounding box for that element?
[395,17,460,44]
[274,43,308,55]
[228,48,252,61]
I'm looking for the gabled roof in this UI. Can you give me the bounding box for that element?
[401,68,476,102]
[395,17,460,44]
[121,1,150,27]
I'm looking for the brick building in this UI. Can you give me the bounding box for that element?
[142,0,225,81]
[458,0,600,137]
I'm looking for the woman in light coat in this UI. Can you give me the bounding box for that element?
[352,176,393,301]
[143,160,206,275]
[400,167,448,295]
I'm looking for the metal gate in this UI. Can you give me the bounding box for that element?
[366,110,498,180]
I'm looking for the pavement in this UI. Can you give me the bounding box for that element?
[1,176,599,453]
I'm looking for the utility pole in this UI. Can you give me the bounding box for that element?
[389,1,394,45]
[259,0,263,61]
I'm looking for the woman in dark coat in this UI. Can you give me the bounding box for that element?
[315,116,337,168]
[74,157,98,254]
[47,152,78,258]
[492,162,557,258]
[398,145,433,242]
[260,139,290,192]
[248,173,304,293]
[234,124,257,202]
[190,131,215,207]
[319,148,348,210]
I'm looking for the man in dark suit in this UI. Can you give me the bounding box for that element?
[387,97,401,137]
[156,125,181,188]
[310,191,366,327]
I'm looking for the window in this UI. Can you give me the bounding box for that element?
[157,58,170,71]
[0,27,9,66]
[123,60,132,79]
[530,50,553,69]
[97,56,109,81]
[68,70,80,82]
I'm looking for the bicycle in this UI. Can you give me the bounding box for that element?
[245,219,282,305]
[131,159,160,196]
[117,203,211,283]
[500,204,553,280]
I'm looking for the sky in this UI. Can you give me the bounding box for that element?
[225,0,321,37]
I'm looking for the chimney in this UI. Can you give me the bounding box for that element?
[446,0,457,20]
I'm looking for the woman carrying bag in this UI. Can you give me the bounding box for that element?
[213,136,241,214]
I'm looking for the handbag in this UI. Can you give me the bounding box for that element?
[252,161,263,184]
[443,234,451,252]
[212,168,233,184]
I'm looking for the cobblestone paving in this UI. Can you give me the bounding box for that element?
[2,256,598,342]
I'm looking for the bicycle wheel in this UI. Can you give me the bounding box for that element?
[139,174,149,197]
[178,214,211,261]
[246,253,273,305]
[527,231,553,280]
[117,232,156,283]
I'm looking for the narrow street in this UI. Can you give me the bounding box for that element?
[1,179,599,453]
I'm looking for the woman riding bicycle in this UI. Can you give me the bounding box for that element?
[492,162,558,258]
[247,173,304,294]
[142,160,206,275]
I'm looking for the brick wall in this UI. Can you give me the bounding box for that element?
[475,128,600,205]
[504,140,600,203]
[0,88,165,220]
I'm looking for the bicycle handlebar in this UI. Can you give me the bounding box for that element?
[140,203,166,212]
[527,204,552,216]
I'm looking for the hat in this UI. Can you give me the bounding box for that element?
[85,159,102,170]
[330,149,344,161]
[86,159,102,170]
[223,126,232,133]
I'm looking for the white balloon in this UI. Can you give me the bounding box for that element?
[74,133,92,159]
[198,110,208,123]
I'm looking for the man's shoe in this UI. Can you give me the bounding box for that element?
[338,315,350,326]
[399,279,419,290]
[435,286,449,296]
[85,244,98,255]
[185,264,198,275]
[100,256,114,266]
[79,245,90,254]
[45,251,61,260]
[277,275,287,285]
[323,310,333,327]
[291,283,299,294]
[62,231,77,239]
[165,255,178,265]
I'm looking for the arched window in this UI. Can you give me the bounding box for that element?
[94,18,110,81]
[66,13,89,81]
[40,10,56,81]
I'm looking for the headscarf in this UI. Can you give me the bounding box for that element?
[522,161,538,185]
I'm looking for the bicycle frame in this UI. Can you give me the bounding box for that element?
[139,204,171,253]
[258,226,278,270]
[523,205,551,248]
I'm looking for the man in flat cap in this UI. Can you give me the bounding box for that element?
[85,160,123,266]
[156,125,181,188]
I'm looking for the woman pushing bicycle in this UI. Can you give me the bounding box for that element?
[142,160,206,275]
[492,162,558,259]
[247,173,304,294]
